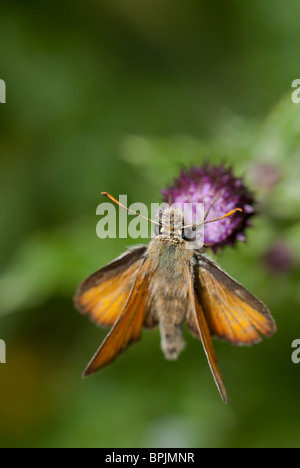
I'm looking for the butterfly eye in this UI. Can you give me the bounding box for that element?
[182,227,196,242]
[154,224,161,236]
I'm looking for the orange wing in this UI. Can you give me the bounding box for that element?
[74,245,147,327]
[187,265,227,403]
[189,255,276,345]
[83,256,152,376]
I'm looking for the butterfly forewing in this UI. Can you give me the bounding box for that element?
[74,245,147,328]
[192,255,276,345]
[187,265,227,403]
[83,256,153,376]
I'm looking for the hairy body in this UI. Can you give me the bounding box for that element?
[147,239,194,359]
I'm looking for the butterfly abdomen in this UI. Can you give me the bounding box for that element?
[158,297,186,359]
[147,239,194,360]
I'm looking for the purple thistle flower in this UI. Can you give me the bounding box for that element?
[161,163,255,251]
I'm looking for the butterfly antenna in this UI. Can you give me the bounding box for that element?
[183,207,242,229]
[101,192,159,225]
[204,207,243,224]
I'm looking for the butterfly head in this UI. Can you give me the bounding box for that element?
[154,207,195,242]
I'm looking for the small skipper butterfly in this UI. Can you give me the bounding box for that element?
[74,193,276,402]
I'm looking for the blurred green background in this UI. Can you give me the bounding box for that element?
[1,0,300,448]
